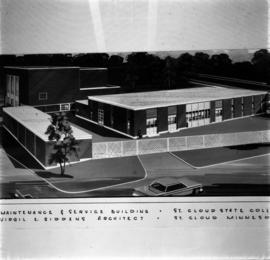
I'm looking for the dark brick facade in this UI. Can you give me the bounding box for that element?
[177,105,186,128]
[210,101,216,122]
[157,107,168,132]
[233,97,242,118]
[4,67,80,109]
[80,68,108,89]
[243,96,252,116]
[222,99,232,120]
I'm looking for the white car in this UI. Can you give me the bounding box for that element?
[132,177,203,197]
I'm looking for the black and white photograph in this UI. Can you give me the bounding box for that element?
[0,0,269,259]
[1,51,270,199]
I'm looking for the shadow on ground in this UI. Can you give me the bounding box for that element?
[199,183,270,196]
[35,171,74,179]
[229,143,270,150]
[1,127,44,169]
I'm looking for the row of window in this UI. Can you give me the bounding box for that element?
[6,75,19,106]
[97,108,213,130]
[186,109,210,122]
[146,117,157,128]
[215,108,222,117]
[98,109,104,124]
[6,75,19,95]
[97,110,176,130]
[37,103,71,112]
[186,101,210,112]
[96,108,131,134]
[93,96,265,135]
[6,76,68,109]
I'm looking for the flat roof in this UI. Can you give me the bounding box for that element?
[4,66,80,70]
[88,86,267,110]
[3,106,92,141]
[80,85,121,91]
[80,67,107,70]
[76,100,88,105]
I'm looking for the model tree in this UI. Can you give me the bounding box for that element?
[45,113,79,176]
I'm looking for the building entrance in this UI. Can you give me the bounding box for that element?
[146,117,157,136]
[186,102,210,128]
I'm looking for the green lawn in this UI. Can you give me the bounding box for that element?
[172,143,270,167]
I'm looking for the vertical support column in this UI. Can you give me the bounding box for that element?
[106,142,109,158]
[136,140,139,155]
[157,107,168,133]
[167,137,169,152]
[121,141,123,157]
[202,135,205,148]
[261,130,264,144]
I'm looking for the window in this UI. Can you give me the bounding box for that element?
[150,182,166,192]
[110,108,114,127]
[215,108,222,117]
[186,102,211,127]
[215,107,223,122]
[60,103,70,111]
[146,117,158,136]
[6,75,19,106]
[146,117,157,128]
[126,110,131,133]
[166,183,186,192]
[186,112,192,122]
[39,92,48,101]
[168,113,177,132]
[98,108,104,125]
[127,120,131,133]
[168,115,176,125]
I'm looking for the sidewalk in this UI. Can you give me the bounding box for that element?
[74,115,270,143]
[0,148,40,183]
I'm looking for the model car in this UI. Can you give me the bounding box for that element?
[132,177,203,197]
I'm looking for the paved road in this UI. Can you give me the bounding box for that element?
[73,115,270,143]
[0,148,40,182]
[1,143,270,198]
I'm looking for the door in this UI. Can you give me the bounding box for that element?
[146,117,157,136]
[168,115,177,132]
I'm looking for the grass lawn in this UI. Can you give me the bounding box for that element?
[172,143,270,167]
[34,156,146,192]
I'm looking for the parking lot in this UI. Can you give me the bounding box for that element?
[1,141,270,198]
[73,115,270,143]
[1,110,269,198]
